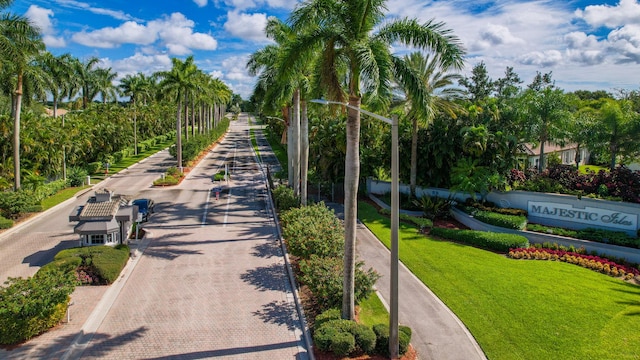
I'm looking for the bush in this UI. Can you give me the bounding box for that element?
[0,190,40,218]
[280,202,344,259]
[472,210,527,230]
[166,166,181,177]
[314,319,376,356]
[414,195,453,220]
[0,269,77,345]
[136,143,147,154]
[314,308,341,329]
[272,185,299,211]
[373,323,412,356]
[0,215,13,229]
[299,255,380,312]
[430,227,529,252]
[67,166,88,187]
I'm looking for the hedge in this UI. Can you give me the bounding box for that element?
[0,215,14,229]
[314,318,376,356]
[372,323,412,356]
[0,269,76,345]
[430,227,529,252]
[43,245,130,284]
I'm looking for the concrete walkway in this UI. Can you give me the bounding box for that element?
[328,204,487,360]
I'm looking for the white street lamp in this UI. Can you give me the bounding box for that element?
[310,99,400,359]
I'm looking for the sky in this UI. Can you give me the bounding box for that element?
[7,0,640,99]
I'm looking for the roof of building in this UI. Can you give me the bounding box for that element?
[523,142,580,156]
[74,219,120,235]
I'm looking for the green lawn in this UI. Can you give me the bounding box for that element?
[358,293,389,328]
[41,185,90,210]
[358,201,640,360]
[90,140,173,181]
[579,164,608,174]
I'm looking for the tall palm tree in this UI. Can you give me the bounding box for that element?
[38,52,75,118]
[120,73,153,155]
[156,56,199,168]
[92,67,118,103]
[1,0,45,189]
[393,52,463,196]
[283,0,465,320]
[69,56,100,109]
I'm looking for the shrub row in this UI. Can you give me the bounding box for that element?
[276,197,379,314]
[312,309,412,357]
[508,247,639,280]
[169,118,230,166]
[430,227,529,252]
[378,208,433,229]
[527,224,640,249]
[459,205,527,230]
[0,215,13,229]
[0,269,77,345]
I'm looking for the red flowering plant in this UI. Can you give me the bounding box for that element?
[508,247,640,280]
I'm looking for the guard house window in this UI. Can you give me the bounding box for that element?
[90,234,104,244]
[106,233,114,244]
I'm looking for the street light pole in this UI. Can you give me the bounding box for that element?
[310,99,400,359]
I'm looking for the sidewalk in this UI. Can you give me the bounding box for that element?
[327,203,487,360]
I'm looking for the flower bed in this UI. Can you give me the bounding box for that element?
[508,247,640,280]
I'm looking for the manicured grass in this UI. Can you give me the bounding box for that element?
[264,127,288,175]
[358,201,640,360]
[90,140,173,181]
[41,185,90,210]
[249,127,260,161]
[358,293,389,328]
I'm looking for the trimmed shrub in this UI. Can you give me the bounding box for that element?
[280,202,344,259]
[272,185,299,211]
[44,245,130,285]
[314,319,376,356]
[166,166,181,177]
[0,270,76,345]
[431,227,529,252]
[299,255,380,312]
[0,215,13,229]
[373,323,412,356]
[314,308,341,329]
[472,210,527,230]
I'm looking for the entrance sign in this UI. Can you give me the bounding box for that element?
[528,201,638,231]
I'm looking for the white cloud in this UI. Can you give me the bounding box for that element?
[55,0,139,21]
[210,70,224,79]
[221,54,253,82]
[25,5,66,47]
[607,24,640,63]
[575,0,640,29]
[222,0,258,11]
[193,0,208,7]
[72,21,155,48]
[71,12,217,54]
[110,53,173,76]
[223,11,268,42]
[517,50,563,67]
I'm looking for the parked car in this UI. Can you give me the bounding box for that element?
[132,198,155,222]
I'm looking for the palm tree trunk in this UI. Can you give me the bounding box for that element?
[300,100,309,206]
[176,98,183,170]
[292,89,301,197]
[342,95,361,320]
[410,117,418,197]
[13,73,24,190]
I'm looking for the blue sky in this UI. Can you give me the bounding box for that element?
[8,0,640,99]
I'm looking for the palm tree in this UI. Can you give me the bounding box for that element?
[393,52,463,197]
[119,73,151,155]
[38,52,75,118]
[69,56,100,109]
[1,0,45,189]
[156,56,199,168]
[283,0,465,320]
[92,67,118,104]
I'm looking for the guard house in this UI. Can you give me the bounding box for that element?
[69,189,137,246]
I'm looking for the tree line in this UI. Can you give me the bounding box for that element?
[0,0,234,191]
[245,0,640,325]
